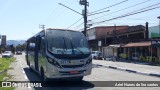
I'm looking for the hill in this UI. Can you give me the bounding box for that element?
[7,40,26,46]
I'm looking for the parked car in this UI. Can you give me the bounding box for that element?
[16,50,22,55]
[91,51,103,60]
[2,51,14,58]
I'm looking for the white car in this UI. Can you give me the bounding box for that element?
[91,51,103,60]
[2,51,14,58]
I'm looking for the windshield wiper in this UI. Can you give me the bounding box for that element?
[70,39,84,55]
[62,37,67,54]
[74,46,85,55]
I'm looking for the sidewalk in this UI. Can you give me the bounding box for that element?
[93,59,160,77]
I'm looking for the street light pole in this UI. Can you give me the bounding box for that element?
[157,16,160,36]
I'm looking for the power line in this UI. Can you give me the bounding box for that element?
[67,0,128,30]
[91,0,151,21]
[89,0,128,14]
[121,2,160,17]
[67,10,110,29]
[88,10,110,16]
[68,10,110,30]
[71,1,127,30]
[59,3,82,15]
[94,7,160,25]
[73,22,84,30]
[92,3,160,25]
[67,0,150,28]
[44,0,72,25]
[67,17,83,29]
[42,0,68,23]
[74,0,152,29]
[67,10,109,29]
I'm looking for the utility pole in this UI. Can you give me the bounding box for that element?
[145,22,149,40]
[79,0,89,36]
[39,25,45,30]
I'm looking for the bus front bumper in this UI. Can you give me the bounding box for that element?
[45,64,92,79]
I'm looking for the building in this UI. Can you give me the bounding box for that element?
[0,35,7,53]
[86,23,160,64]
[146,25,160,64]
[86,25,128,51]
[1,35,6,47]
[87,25,147,58]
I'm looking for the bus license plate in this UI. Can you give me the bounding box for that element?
[70,70,78,74]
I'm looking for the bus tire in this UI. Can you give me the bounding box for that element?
[76,76,83,81]
[70,76,83,81]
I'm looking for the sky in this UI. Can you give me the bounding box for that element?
[0,0,160,40]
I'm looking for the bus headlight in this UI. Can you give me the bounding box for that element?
[47,57,62,68]
[85,57,92,66]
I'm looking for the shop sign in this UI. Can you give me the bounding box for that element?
[98,41,102,46]
[151,40,160,47]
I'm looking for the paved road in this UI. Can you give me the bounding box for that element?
[6,54,160,90]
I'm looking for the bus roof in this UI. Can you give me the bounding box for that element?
[27,28,81,41]
[46,28,78,32]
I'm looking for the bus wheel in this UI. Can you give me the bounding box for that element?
[70,76,83,81]
[76,76,83,81]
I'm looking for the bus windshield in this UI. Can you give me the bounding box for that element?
[46,29,90,55]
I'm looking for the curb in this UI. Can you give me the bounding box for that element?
[108,66,117,69]
[149,73,160,77]
[93,64,160,78]
[109,65,160,77]
[125,69,137,73]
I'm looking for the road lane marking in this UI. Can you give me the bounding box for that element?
[16,55,33,90]
[28,87,32,90]
[22,70,25,74]
[22,68,28,80]
[24,75,28,80]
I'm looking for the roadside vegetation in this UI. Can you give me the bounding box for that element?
[0,57,15,90]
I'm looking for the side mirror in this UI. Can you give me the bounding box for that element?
[29,43,35,51]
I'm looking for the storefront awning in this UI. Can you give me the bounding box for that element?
[121,42,151,47]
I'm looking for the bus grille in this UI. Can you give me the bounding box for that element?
[62,64,84,68]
